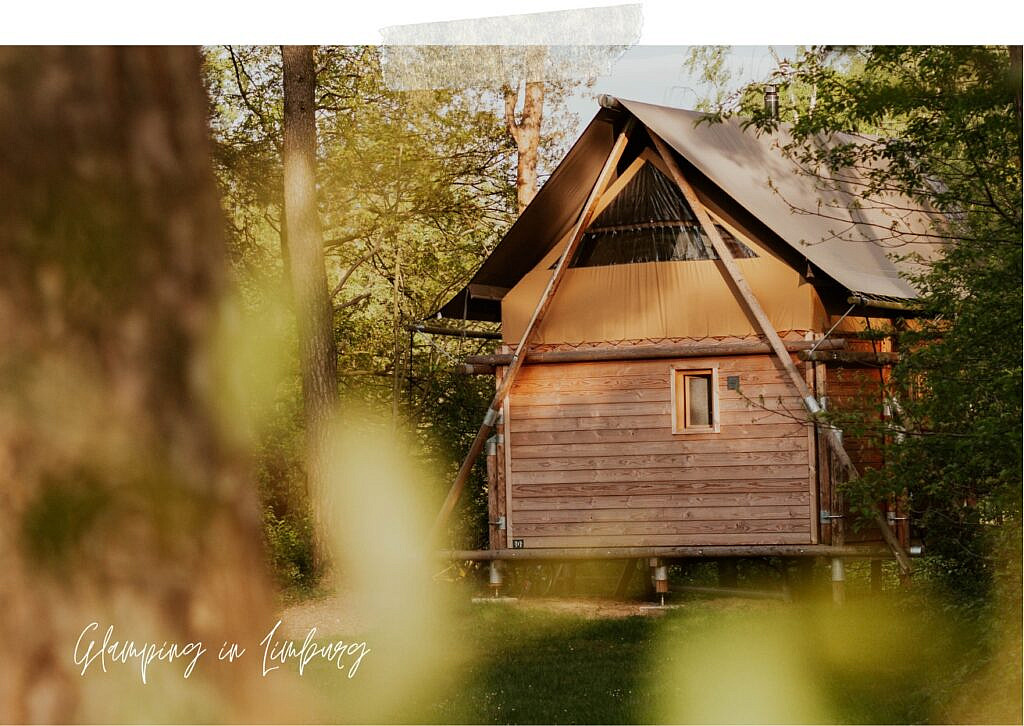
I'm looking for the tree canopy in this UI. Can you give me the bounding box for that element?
[702,45,1022,593]
[202,45,588,577]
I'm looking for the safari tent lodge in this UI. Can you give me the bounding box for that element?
[434,96,935,595]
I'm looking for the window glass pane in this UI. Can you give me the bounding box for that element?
[686,374,712,427]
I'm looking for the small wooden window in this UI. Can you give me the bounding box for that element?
[672,367,719,434]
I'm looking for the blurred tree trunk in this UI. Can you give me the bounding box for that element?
[0,46,277,722]
[503,47,547,214]
[282,45,337,568]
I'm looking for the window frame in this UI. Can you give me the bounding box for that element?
[670,364,720,434]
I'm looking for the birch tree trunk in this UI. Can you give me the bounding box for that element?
[0,46,277,722]
[281,45,337,567]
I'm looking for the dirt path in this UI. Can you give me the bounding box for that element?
[515,595,783,618]
[277,591,368,638]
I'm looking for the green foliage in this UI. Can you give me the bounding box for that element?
[408,362,496,549]
[263,505,317,594]
[252,374,320,593]
[716,46,1022,594]
[299,595,1019,724]
[681,46,736,112]
[202,45,583,581]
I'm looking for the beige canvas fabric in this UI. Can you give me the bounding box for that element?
[502,216,827,345]
[619,98,943,300]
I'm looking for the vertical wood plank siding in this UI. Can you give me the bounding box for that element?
[825,351,891,544]
[504,355,816,548]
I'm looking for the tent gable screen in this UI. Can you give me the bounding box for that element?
[571,161,756,268]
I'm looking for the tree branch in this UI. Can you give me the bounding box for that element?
[330,243,379,298]
[227,46,278,149]
[334,291,370,312]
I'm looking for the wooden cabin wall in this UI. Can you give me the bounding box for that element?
[827,366,887,471]
[487,367,508,551]
[497,354,818,549]
[822,340,893,545]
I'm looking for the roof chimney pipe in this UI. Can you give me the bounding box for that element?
[764,84,779,119]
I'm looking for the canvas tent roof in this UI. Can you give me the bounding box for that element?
[440,97,941,322]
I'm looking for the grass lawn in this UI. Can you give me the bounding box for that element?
[297,586,1020,724]
[427,605,655,724]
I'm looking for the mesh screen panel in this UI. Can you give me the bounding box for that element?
[571,162,756,268]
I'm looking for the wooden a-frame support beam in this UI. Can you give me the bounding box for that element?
[428,117,637,541]
[648,130,912,578]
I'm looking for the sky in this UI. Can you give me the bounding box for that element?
[562,45,798,138]
[4,0,1013,143]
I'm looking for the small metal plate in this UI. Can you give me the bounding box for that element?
[727,375,740,390]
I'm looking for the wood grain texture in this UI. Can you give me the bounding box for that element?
[805,358,819,544]
[504,356,815,548]
[509,396,806,420]
[486,449,499,549]
[512,464,810,485]
[511,479,810,498]
[814,359,832,545]
[510,422,808,445]
[515,518,808,536]
[520,532,812,547]
[513,504,808,524]
[513,368,807,393]
[826,364,887,473]
[511,413,676,432]
[510,381,800,407]
[512,436,807,457]
[512,450,809,471]
[511,491,810,510]
[499,369,511,549]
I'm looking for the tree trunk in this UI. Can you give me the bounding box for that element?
[0,46,276,722]
[282,45,338,569]
[503,47,547,214]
